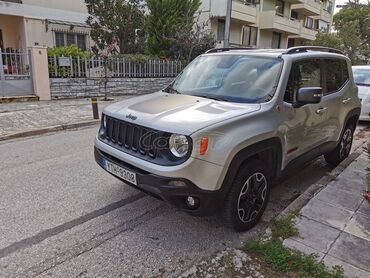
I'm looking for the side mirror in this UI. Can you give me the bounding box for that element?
[293,87,322,108]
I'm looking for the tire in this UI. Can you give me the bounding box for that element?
[221,159,271,232]
[324,123,354,166]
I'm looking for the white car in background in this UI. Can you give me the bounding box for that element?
[353,65,370,121]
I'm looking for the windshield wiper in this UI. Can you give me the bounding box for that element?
[192,94,230,102]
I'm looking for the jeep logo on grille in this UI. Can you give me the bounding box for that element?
[126,114,137,121]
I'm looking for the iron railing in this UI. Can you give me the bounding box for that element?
[1,49,31,79]
[48,55,185,78]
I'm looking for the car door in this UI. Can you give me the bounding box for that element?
[282,59,328,167]
[321,58,350,144]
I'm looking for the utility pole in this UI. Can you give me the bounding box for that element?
[224,0,232,48]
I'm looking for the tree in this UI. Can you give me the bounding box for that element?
[145,0,203,58]
[170,11,215,62]
[311,1,370,64]
[85,0,145,54]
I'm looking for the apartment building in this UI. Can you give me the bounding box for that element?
[200,0,335,49]
[0,0,91,51]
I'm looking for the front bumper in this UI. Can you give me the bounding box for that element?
[94,147,226,216]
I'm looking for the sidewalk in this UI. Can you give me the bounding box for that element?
[0,96,130,140]
[284,152,370,278]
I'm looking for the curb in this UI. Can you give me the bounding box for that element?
[279,146,364,218]
[0,120,100,142]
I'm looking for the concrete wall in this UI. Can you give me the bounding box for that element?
[50,78,174,99]
[0,15,24,49]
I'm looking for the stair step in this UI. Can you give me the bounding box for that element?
[0,95,39,104]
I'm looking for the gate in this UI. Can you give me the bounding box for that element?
[0,49,34,97]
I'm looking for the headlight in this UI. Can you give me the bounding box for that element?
[103,114,106,128]
[169,134,189,157]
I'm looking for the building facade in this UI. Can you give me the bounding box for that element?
[200,0,335,49]
[0,0,91,51]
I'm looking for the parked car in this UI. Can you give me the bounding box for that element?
[95,46,361,231]
[352,65,370,121]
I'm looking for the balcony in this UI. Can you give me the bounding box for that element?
[320,8,332,22]
[259,11,300,35]
[290,24,318,40]
[291,0,321,16]
[209,0,258,24]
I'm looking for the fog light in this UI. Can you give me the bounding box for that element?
[186,196,199,209]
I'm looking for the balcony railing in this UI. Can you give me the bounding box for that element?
[260,11,300,35]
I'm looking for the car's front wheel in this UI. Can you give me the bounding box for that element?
[221,159,271,232]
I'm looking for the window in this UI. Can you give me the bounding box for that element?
[271,32,281,49]
[324,59,349,94]
[317,20,330,32]
[287,38,295,48]
[304,17,314,29]
[242,26,258,46]
[353,67,370,86]
[284,60,321,103]
[66,33,75,46]
[275,0,285,16]
[77,35,86,50]
[324,1,333,13]
[54,32,87,50]
[217,20,225,41]
[242,0,260,4]
[291,11,298,20]
[55,32,65,47]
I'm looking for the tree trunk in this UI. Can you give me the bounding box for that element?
[119,36,125,54]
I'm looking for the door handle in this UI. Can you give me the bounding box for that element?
[316,107,328,114]
[342,98,351,104]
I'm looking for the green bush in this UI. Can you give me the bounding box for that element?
[48,45,90,77]
[47,45,89,58]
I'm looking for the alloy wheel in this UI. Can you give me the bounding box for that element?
[237,172,267,223]
[340,129,352,159]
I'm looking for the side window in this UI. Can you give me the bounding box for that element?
[284,60,321,103]
[325,59,349,95]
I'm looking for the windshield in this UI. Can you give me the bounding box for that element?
[353,68,370,86]
[171,55,283,103]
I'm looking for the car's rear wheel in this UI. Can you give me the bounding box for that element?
[324,123,354,166]
[221,159,271,232]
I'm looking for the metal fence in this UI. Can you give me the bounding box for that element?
[1,50,31,78]
[1,49,33,97]
[48,56,185,78]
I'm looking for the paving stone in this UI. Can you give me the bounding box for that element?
[315,186,363,212]
[301,198,353,230]
[326,169,367,194]
[358,200,370,217]
[344,213,370,241]
[323,255,370,278]
[283,238,325,260]
[328,232,370,271]
[289,217,341,253]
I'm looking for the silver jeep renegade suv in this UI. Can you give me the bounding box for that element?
[95,46,361,231]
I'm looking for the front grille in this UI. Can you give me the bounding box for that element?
[102,116,164,159]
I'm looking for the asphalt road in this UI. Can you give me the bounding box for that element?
[0,124,368,277]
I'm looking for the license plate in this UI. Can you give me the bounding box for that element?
[104,160,137,185]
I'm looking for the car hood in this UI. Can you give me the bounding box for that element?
[103,91,261,135]
[358,85,370,99]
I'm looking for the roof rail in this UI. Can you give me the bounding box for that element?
[283,46,344,55]
[205,47,255,54]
